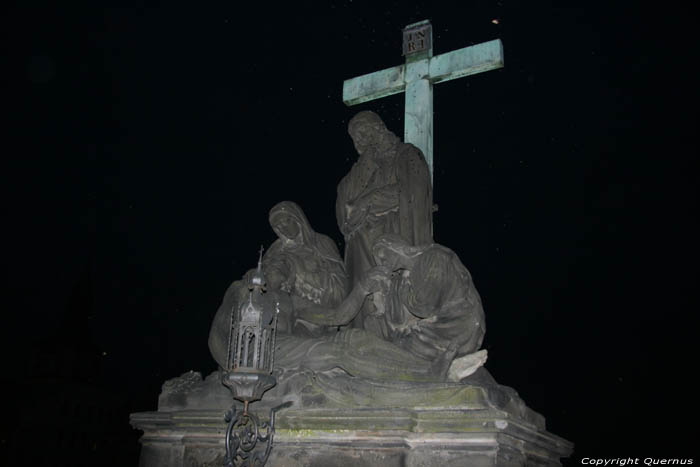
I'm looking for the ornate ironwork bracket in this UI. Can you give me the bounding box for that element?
[223,401,293,467]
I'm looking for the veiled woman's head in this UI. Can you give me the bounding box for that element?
[273,214,300,241]
[269,201,309,243]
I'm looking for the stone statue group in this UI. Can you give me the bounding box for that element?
[209,111,488,386]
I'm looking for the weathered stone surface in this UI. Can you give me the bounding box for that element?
[132,103,574,465]
[131,402,572,466]
[156,368,534,418]
[133,366,572,466]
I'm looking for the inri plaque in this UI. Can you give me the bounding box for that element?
[402,22,432,56]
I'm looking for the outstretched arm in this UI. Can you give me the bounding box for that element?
[293,266,389,326]
[293,283,367,326]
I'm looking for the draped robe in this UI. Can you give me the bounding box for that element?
[377,243,486,361]
[336,142,433,331]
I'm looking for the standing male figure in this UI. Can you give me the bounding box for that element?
[336,111,433,331]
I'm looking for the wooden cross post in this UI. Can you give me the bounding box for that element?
[343,20,504,185]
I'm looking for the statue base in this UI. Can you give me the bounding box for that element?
[131,370,573,466]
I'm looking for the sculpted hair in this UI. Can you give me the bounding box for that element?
[348,111,386,134]
[372,233,424,260]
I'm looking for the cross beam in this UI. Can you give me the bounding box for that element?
[343,20,504,184]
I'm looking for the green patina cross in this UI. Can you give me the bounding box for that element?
[343,20,504,184]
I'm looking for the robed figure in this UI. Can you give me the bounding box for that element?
[264,201,348,312]
[336,111,433,331]
[368,233,486,367]
[208,201,348,363]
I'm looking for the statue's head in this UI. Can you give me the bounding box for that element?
[272,214,300,242]
[269,201,304,243]
[371,233,415,271]
[348,111,396,157]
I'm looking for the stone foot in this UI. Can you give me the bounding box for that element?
[447,350,488,382]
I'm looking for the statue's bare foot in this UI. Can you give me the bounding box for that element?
[432,341,460,381]
[447,350,488,382]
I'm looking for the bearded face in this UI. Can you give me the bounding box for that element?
[349,123,397,160]
[349,123,378,156]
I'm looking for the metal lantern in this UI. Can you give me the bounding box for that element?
[221,248,290,467]
[223,250,278,403]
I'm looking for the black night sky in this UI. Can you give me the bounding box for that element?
[3,1,697,465]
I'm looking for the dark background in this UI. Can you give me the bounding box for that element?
[3,1,697,465]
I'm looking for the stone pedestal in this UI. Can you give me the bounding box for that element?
[131,371,573,467]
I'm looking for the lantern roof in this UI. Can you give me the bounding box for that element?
[249,246,266,292]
